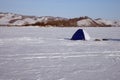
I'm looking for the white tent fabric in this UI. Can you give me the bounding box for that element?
[83,29,91,40]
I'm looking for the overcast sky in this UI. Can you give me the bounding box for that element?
[0,0,120,19]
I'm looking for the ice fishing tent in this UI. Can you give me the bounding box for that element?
[71,29,90,40]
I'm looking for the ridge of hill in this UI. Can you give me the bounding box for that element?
[0,12,120,27]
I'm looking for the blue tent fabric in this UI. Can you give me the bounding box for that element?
[71,29,85,40]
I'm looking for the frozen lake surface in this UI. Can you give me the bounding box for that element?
[0,26,120,80]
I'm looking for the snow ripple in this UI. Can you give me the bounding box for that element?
[0,37,44,44]
[0,51,120,60]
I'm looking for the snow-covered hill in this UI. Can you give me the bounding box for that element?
[0,12,67,26]
[77,17,120,27]
[77,17,98,27]
[0,12,120,27]
[95,18,120,27]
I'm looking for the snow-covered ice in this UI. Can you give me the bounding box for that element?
[0,26,120,80]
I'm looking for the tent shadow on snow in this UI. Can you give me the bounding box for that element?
[102,38,120,41]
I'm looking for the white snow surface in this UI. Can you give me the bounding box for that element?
[0,26,120,80]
